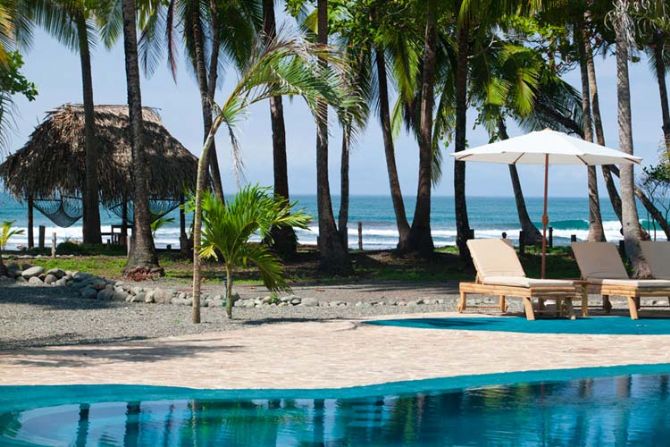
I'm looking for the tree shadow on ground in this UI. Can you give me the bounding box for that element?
[0,284,123,310]
[3,336,244,368]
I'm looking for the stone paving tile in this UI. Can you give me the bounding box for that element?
[1,312,669,390]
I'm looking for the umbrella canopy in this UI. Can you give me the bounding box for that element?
[454,129,642,165]
[451,128,641,279]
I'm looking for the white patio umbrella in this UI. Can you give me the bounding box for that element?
[452,128,641,278]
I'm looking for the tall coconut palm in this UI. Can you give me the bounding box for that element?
[575,19,606,241]
[189,35,360,322]
[29,0,122,244]
[263,0,297,258]
[610,0,651,276]
[314,0,350,271]
[122,0,160,274]
[138,0,260,202]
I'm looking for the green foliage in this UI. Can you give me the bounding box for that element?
[197,185,311,294]
[151,215,175,238]
[0,52,37,100]
[56,241,127,256]
[0,220,23,252]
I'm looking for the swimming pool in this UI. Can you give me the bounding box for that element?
[2,364,670,446]
[369,316,670,335]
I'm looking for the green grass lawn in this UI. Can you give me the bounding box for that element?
[17,244,582,285]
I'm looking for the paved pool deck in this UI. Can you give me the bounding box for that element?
[2,312,670,390]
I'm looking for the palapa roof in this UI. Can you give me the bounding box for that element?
[0,104,198,204]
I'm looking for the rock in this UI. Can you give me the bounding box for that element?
[407,300,418,307]
[280,295,294,303]
[46,268,65,279]
[97,288,115,300]
[132,286,143,295]
[15,276,26,284]
[44,274,58,285]
[300,297,319,307]
[28,276,43,285]
[152,288,177,304]
[178,292,186,300]
[261,295,273,304]
[290,297,302,305]
[145,290,156,304]
[54,278,68,287]
[329,301,343,307]
[72,271,92,282]
[21,266,44,279]
[355,301,363,307]
[80,287,97,299]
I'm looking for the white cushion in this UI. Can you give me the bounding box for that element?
[482,276,575,288]
[572,242,629,279]
[587,278,670,288]
[467,239,526,280]
[640,241,670,279]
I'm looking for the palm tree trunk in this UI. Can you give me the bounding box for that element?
[585,9,624,225]
[225,263,233,318]
[264,0,296,258]
[76,12,102,244]
[453,15,471,260]
[498,118,542,244]
[122,0,160,273]
[27,194,33,248]
[338,125,350,250]
[653,31,670,153]
[577,24,605,242]
[315,0,350,272]
[192,114,224,323]
[191,3,224,202]
[375,47,411,250]
[406,0,437,257]
[614,7,652,277]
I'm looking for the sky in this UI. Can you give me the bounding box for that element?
[7,21,669,199]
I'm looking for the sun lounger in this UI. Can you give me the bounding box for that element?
[458,239,579,320]
[572,242,670,320]
[640,241,670,280]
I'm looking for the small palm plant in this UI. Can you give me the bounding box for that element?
[0,220,23,275]
[150,216,176,239]
[198,186,311,318]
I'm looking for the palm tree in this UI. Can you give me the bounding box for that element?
[189,35,360,323]
[575,17,606,241]
[122,0,160,274]
[404,0,437,257]
[139,0,260,202]
[199,186,310,318]
[314,0,350,271]
[28,0,121,244]
[0,220,23,276]
[611,0,651,276]
[263,0,297,258]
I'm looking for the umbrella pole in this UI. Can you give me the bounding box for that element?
[541,154,549,279]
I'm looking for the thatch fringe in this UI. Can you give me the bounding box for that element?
[0,104,198,204]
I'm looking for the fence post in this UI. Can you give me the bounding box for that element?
[38,225,45,249]
[502,232,507,239]
[357,222,363,250]
[548,227,554,248]
[570,234,577,243]
[51,232,57,258]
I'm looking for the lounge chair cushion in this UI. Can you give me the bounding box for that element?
[587,278,670,288]
[467,239,526,280]
[640,241,670,279]
[571,242,629,279]
[482,276,574,288]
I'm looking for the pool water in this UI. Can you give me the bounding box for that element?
[2,366,670,446]
[369,316,670,335]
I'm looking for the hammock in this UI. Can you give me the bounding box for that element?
[32,195,83,227]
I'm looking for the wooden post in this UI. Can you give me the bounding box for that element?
[27,195,34,249]
[121,195,128,247]
[519,231,526,255]
[357,222,363,250]
[570,234,577,243]
[51,232,57,258]
[548,227,553,248]
[467,228,475,240]
[502,232,507,239]
[38,225,45,249]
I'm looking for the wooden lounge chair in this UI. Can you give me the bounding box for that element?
[640,241,670,280]
[458,239,579,320]
[572,242,670,320]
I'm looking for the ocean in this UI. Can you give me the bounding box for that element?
[0,193,663,250]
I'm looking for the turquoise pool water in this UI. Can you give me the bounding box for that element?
[369,316,670,335]
[2,364,670,446]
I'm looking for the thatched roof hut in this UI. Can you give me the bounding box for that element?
[0,104,198,206]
